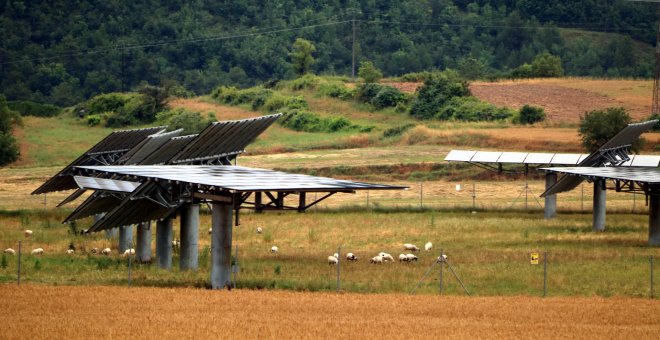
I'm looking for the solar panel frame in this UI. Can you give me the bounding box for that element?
[74,176,141,193]
[523,153,554,164]
[630,155,660,167]
[471,151,502,163]
[444,150,476,162]
[497,152,528,163]
[549,153,582,165]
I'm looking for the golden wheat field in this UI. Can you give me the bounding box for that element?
[1,285,658,339]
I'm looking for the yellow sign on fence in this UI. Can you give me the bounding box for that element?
[530,253,539,265]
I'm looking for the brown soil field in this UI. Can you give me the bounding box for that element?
[387,79,653,123]
[1,285,658,339]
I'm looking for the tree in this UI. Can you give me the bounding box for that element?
[515,105,546,125]
[578,107,639,153]
[530,52,563,77]
[458,57,487,80]
[648,113,660,131]
[358,60,383,83]
[409,70,470,120]
[0,94,20,166]
[289,38,316,76]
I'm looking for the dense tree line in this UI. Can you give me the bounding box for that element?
[0,0,656,106]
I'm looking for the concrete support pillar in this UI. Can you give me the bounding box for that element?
[180,203,199,271]
[136,221,152,263]
[544,173,557,219]
[156,218,173,269]
[211,203,233,289]
[593,179,606,231]
[649,191,660,246]
[118,225,133,252]
[97,214,117,239]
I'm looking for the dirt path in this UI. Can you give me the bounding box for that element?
[1,285,658,339]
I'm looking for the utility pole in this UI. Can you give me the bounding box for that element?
[626,0,660,114]
[350,8,359,81]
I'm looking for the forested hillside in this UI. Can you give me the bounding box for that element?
[0,0,657,105]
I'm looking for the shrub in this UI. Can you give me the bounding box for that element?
[648,113,660,131]
[263,93,288,112]
[579,107,638,152]
[382,124,416,138]
[358,60,383,83]
[279,109,363,133]
[1,253,7,269]
[409,70,470,120]
[515,105,546,125]
[290,74,320,90]
[156,108,213,134]
[372,86,406,109]
[8,100,61,117]
[318,82,354,100]
[356,83,385,103]
[437,96,513,122]
[210,86,239,104]
[251,89,274,110]
[284,96,308,110]
[0,132,20,165]
[86,114,102,126]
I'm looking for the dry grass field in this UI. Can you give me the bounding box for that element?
[1,285,658,339]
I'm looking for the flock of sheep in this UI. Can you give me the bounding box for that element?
[2,229,138,257]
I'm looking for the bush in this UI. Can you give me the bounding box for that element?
[356,83,385,103]
[437,96,513,122]
[579,107,638,152]
[8,100,61,117]
[263,93,288,112]
[284,96,308,110]
[290,74,320,90]
[86,114,102,126]
[511,52,564,79]
[358,60,383,83]
[76,92,161,127]
[318,82,354,100]
[648,113,660,131]
[210,86,239,104]
[156,108,214,134]
[382,124,416,138]
[372,86,406,109]
[278,109,363,133]
[251,89,274,110]
[409,70,470,120]
[515,105,546,124]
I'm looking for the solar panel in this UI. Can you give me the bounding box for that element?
[471,151,502,163]
[541,167,660,184]
[76,165,408,192]
[118,129,183,165]
[139,134,197,165]
[63,193,125,223]
[444,150,476,162]
[74,176,140,193]
[497,152,528,163]
[549,153,582,165]
[523,153,554,164]
[630,155,660,167]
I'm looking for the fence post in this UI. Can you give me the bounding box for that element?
[17,241,21,286]
[336,245,341,293]
[651,255,654,299]
[543,251,548,297]
[127,249,132,287]
[472,183,476,210]
[420,182,423,209]
[439,248,443,294]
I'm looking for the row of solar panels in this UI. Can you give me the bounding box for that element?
[444,150,660,167]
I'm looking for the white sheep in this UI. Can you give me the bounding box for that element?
[256,227,263,234]
[101,248,112,255]
[333,252,339,259]
[405,253,418,262]
[172,239,181,248]
[122,248,135,257]
[90,247,99,254]
[327,255,338,265]
[398,254,409,262]
[270,246,279,253]
[31,248,44,255]
[24,229,33,237]
[425,242,432,251]
[403,243,420,252]
[346,253,358,261]
[437,254,447,262]
[370,255,383,264]
[66,249,75,255]
[208,227,213,235]
[4,248,15,255]
[378,252,394,262]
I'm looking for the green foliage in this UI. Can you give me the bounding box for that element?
[8,101,61,117]
[438,97,513,122]
[358,60,383,83]
[511,52,564,78]
[578,107,637,152]
[514,105,546,125]
[1,254,7,269]
[76,86,169,128]
[34,259,42,271]
[263,93,289,113]
[372,86,407,109]
[317,82,354,100]
[409,70,471,120]
[279,110,357,133]
[0,95,20,166]
[274,265,281,275]
[86,114,102,127]
[290,38,316,76]
[382,124,416,138]
[356,83,386,104]
[156,108,214,134]
[458,57,487,80]
[289,74,321,91]
[647,113,660,131]
[284,96,308,110]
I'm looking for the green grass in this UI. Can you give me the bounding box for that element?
[0,209,657,297]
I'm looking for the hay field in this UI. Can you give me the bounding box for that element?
[1,285,658,339]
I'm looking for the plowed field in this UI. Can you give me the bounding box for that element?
[2,285,658,339]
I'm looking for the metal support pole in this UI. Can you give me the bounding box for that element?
[593,179,606,231]
[180,204,200,271]
[127,248,132,287]
[255,192,262,213]
[581,184,584,212]
[525,177,528,210]
[543,251,548,297]
[136,221,152,263]
[366,191,369,209]
[472,183,476,210]
[156,218,173,269]
[420,182,423,209]
[118,225,133,253]
[17,241,21,286]
[298,192,306,212]
[649,191,660,246]
[211,203,233,289]
[336,245,341,293]
[445,260,470,296]
[544,173,557,219]
[439,248,443,294]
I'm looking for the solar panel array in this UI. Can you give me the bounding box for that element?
[446,150,660,167]
[541,167,660,184]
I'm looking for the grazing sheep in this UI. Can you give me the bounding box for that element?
[403,244,420,252]
[122,248,135,257]
[66,249,74,255]
[31,248,44,255]
[333,252,339,259]
[270,246,279,253]
[172,238,181,248]
[405,253,418,262]
[24,230,33,237]
[208,227,213,235]
[425,242,432,251]
[101,248,112,256]
[256,227,263,234]
[90,247,99,254]
[4,248,15,255]
[378,252,394,262]
[328,256,338,265]
[437,254,447,262]
[398,254,409,262]
[370,255,383,264]
[346,253,358,261]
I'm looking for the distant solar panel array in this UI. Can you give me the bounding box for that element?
[445,150,660,167]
